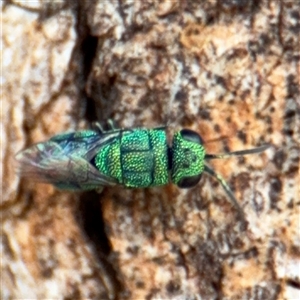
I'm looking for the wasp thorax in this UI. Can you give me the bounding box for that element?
[171,129,206,188]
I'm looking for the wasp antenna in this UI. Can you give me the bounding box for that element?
[205,144,271,160]
[204,165,247,230]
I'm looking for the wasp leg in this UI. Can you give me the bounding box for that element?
[92,122,105,133]
[107,119,117,130]
[92,120,118,133]
[95,186,104,193]
[204,165,247,230]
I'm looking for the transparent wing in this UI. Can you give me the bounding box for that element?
[15,131,120,190]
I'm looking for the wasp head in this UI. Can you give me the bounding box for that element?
[171,129,206,188]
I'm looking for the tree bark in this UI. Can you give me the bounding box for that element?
[2,1,299,299]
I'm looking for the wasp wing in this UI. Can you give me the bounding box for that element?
[15,131,120,190]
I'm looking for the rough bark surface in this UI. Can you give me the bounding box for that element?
[2,1,299,299]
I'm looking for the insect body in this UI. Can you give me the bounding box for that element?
[15,127,206,190]
[16,126,269,223]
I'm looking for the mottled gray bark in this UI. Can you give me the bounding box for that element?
[2,1,299,299]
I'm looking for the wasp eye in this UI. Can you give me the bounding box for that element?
[177,174,202,188]
[180,129,203,145]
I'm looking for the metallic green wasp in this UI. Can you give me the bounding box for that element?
[16,124,270,224]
